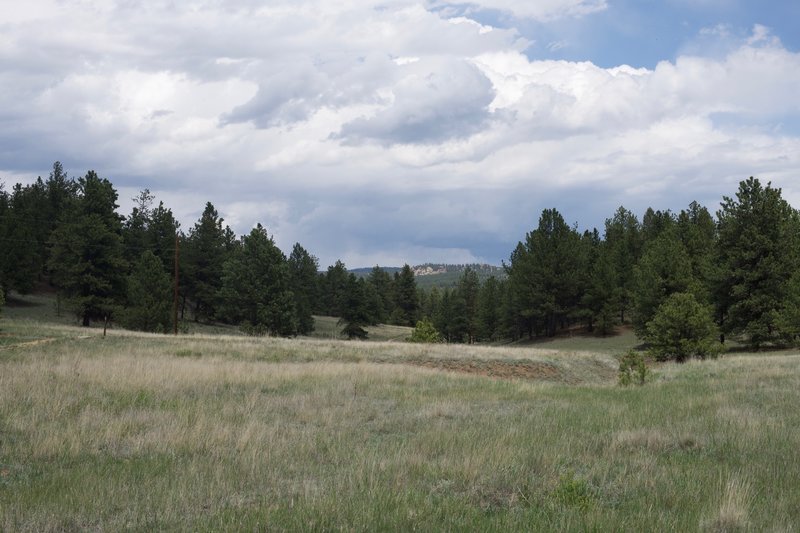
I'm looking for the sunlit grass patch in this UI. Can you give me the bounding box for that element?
[0,320,799,530]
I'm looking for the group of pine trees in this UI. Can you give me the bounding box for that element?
[411,177,800,352]
[1,163,798,354]
[0,163,317,336]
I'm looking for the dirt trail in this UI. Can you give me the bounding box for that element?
[405,358,564,381]
[0,335,94,351]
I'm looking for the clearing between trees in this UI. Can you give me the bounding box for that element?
[1,310,799,531]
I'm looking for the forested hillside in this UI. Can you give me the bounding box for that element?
[2,163,798,353]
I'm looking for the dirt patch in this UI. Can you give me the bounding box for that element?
[404,358,565,382]
[0,335,94,351]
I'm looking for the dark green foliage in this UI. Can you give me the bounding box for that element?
[361,281,382,325]
[219,224,298,337]
[48,171,127,326]
[618,350,649,386]
[581,232,619,336]
[1,181,48,293]
[9,162,800,362]
[391,264,418,326]
[419,286,441,322]
[123,189,156,264]
[715,177,800,348]
[408,318,443,343]
[632,228,696,337]
[641,207,674,245]
[0,162,78,297]
[183,203,232,322]
[319,260,349,317]
[287,243,318,334]
[477,276,502,341]
[676,201,716,299]
[147,202,180,272]
[366,266,394,323]
[773,269,800,346]
[457,266,480,343]
[433,288,467,342]
[604,206,642,324]
[120,251,172,333]
[646,292,720,362]
[44,162,77,226]
[338,274,370,339]
[506,208,586,338]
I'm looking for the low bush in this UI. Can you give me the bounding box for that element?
[618,350,649,386]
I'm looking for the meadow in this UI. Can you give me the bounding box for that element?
[1,295,799,531]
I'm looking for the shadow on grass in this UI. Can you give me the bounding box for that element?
[5,295,44,308]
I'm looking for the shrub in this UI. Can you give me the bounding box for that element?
[646,292,721,362]
[552,472,594,509]
[240,321,268,336]
[408,319,444,343]
[618,350,649,386]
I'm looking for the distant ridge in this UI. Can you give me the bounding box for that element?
[349,263,505,290]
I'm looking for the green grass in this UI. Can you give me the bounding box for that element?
[310,315,413,342]
[1,298,799,530]
[510,326,642,354]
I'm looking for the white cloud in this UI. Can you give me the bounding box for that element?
[1,0,799,267]
[336,57,496,144]
[436,0,607,21]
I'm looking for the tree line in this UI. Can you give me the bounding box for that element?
[0,162,425,337]
[1,163,798,354]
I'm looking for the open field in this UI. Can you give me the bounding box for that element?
[1,306,800,531]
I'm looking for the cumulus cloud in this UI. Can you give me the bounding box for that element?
[1,1,799,267]
[336,57,496,144]
[435,0,607,21]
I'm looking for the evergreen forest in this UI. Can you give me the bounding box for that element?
[2,162,799,356]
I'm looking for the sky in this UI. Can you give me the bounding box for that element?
[1,0,799,268]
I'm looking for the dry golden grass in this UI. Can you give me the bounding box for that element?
[1,319,799,531]
[703,475,754,532]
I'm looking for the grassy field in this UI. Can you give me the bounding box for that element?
[1,300,799,531]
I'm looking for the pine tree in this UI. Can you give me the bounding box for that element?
[580,230,618,335]
[506,209,585,338]
[632,228,696,337]
[0,183,6,296]
[408,319,443,343]
[392,264,418,326]
[457,266,480,343]
[45,162,76,228]
[2,180,50,294]
[477,276,501,341]
[715,177,800,348]
[183,203,231,321]
[287,243,318,334]
[219,224,298,336]
[48,171,127,326]
[420,286,442,322]
[366,266,394,322]
[641,207,674,245]
[604,206,642,324]
[338,274,370,339]
[120,250,172,333]
[676,201,716,303]
[646,292,720,362]
[148,201,180,273]
[319,260,349,316]
[123,189,155,264]
[774,269,800,346]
